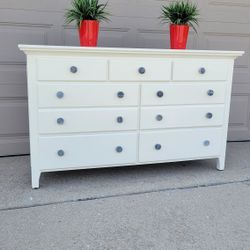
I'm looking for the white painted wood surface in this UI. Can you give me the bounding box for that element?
[37,57,107,81]
[173,59,229,81]
[139,127,223,163]
[38,133,138,170]
[38,108,138,134]
[19,45,243,188]
[140,105,225,129]
[141,83,227,105]
[109,58,171,81]
[38,83,140,107]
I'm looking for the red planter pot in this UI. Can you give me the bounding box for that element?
[79,20,100,47]
[170,24,189,49]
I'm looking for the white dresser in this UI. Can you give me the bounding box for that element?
[19,45,243,188]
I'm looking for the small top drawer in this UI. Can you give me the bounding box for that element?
[38,84,139,107]
[37,57,107,81]
[173,59,229,81]
[109,58,171,81]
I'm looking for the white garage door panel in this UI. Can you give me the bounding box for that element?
[0,0,249,155]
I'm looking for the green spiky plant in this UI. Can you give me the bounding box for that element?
[65,0,110,27]
[160,0,199,32]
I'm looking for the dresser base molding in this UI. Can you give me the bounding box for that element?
[19,45,243,188]
[31,156,223,189]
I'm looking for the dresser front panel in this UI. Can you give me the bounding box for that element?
[109,58,171,81]
[37,57,107,81]
[38,83,139,108]
[141,83,227,106]
[140,105,225,129]
[38,133,138,170]
[173,59,229,81]
[139,128,223,163]
[38,108,138,134]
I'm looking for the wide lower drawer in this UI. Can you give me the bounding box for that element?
[37,133,137,170]
[141,83,227,106]
[37,57,107,81]
[109,58,171,81]
[139,128,223,163]
[38,83,139,107]
[39,108,138,134]
[173,59,230,81]
[140,105,225,129]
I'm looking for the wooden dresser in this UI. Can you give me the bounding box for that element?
[19,45,243,188]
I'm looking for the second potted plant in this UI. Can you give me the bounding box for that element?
[160,0,199,49]
[65,0,110,47]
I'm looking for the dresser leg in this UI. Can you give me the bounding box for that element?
[216,157,225,171]
[32,170,41,189]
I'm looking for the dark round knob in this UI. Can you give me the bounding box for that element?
[156,114,163,121]
[204,140,210,146]
[199,67,206,74]
[117,116,123,123]
[57,150,64,157]
[155,144,162,150]
[117,91,125,98]
[70,66,78,73]
[157,91,164,98]
[206,113,213,119]
[57,117,64,125]
[207,89,214,96]
[116,146,123,153]
[138,67,146,74]
[56,91,64,99]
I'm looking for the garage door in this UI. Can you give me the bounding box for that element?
[0,0,249,156]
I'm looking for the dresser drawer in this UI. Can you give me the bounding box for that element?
[38,133,137,170]
[139,128,223,163]
[173,59,229,81]
[140,105,225,129]
[39,108,138,134]
[38,84,139,107]
[141,83,227,106]
[109,58,171,81]
[37,57,107,81]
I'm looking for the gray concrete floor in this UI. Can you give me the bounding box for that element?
[0,142,250,250]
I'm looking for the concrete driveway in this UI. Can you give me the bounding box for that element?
[0,142,250,250]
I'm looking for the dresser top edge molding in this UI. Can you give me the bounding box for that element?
[18,45,244,59]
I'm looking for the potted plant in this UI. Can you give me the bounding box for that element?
[65,0,110,47]
[160,0,199,49]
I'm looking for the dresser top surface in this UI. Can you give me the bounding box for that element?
[19,45,244,58]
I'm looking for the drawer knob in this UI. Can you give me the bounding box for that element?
[117,91,125,98]
[70,66,78,73]
[56,91,64,99]
[157,91,164,98]
[57,150,64,157]
[206,112,213,119]
[138,67,146,74]
[156,114,163,121]
[204,140,210,146]
[117,116,123,123]
[155,144,162,150]
[57,117,64,125]
[199,67,206,74]
[116,146,123,153]
[207,89,214,96]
